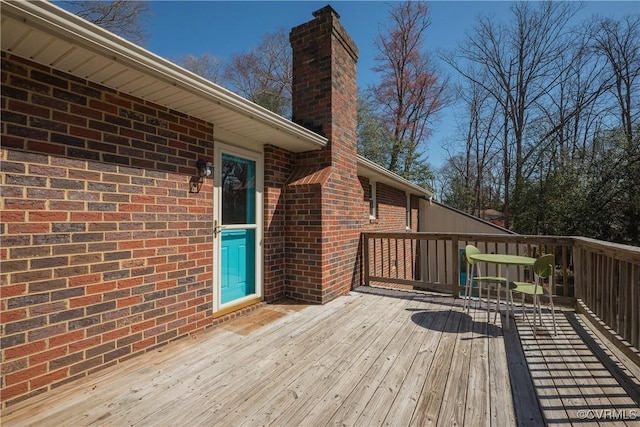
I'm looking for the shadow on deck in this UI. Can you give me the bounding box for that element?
[362,286,640,426]
[2,286,639,426]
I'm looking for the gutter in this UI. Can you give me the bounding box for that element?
[357,155,433,197]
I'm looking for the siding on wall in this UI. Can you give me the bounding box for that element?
[421,202,513,234]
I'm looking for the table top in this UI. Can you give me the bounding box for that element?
[470,253,536,266]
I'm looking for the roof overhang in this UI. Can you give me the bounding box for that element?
[357,155,433,198]
[2,1,433,197]
[0,0,327,153]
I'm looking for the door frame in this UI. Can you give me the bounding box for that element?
[213,143,264,314]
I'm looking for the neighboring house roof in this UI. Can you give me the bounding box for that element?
[428,200,516,234]
[1,0,431,198]
[479,209,504,220]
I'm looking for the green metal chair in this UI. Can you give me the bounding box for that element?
[463,245,508,323]
[509,254,557,336]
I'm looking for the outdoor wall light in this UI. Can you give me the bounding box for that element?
[196,159,213,178]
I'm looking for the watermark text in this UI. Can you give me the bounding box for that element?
[577,409,637,421]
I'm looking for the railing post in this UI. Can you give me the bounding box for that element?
[363,233,370,287]
[452,235,459,299]
[421,235,428,287]
[573,242,581,304]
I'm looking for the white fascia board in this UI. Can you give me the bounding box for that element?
[357,155,433,198]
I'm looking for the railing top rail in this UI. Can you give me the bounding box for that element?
[362,232,575,243]
[362,232,640,262]
[573,236,640,261]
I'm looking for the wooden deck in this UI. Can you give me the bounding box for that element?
[2,286,639,426]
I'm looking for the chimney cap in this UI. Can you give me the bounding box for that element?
[312,4,340,19]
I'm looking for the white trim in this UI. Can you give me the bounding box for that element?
[213,143,264,313]
[406,192,411,230]
[369,181,377,220]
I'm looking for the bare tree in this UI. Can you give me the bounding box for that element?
[369,1,448,183]
[223,29,292,117]
[461,77,504,216]
[443,2,580,228]
[592,15,640,244]
[439,74,504,213]
[177,54,225,84]
[593,15,640,146]
[63,1,149,45]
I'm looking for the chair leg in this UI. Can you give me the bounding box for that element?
[520,294,527,321]
[464,278,473,314]
[533,295,542,336]
[462,270,467,312]
[494,284,500,324]
[485,284,492,324]
[532,296,537,335]
[464,264,473,314]
[464,277,471,313]
[549,293,557,336]
[511,290,516,318]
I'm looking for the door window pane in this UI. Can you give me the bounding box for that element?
[222,154,255,225]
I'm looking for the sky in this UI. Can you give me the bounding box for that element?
[137,1,639,170]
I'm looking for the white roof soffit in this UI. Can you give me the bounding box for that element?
[0,0,327,153]
[357,155,433,198]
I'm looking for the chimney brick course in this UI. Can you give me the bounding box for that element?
[287,5,362,303]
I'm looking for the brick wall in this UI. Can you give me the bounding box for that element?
[362,180,419,232]
[263,144,294,302]
[360,177,422,283]
[0,52,216,406]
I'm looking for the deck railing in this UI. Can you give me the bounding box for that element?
[362,232,640,356]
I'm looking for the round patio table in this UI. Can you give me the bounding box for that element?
[469,253,536,329]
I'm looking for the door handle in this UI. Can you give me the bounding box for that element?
[213,220,222,238]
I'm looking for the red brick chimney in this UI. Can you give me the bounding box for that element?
[286,5,362,304]
[290,5,359,171]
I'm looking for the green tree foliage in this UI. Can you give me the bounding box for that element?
[357,93,393,168]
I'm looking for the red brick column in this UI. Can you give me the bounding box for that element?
[288,6,362,303]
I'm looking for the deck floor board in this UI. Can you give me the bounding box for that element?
[2,286,639,427]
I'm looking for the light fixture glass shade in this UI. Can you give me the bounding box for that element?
[196,159,213,178]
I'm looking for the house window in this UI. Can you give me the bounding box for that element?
[369,182,377,219]
[406,192,411,229]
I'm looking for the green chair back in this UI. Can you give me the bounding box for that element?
[465,245,480,265]
[533,254,555,279]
